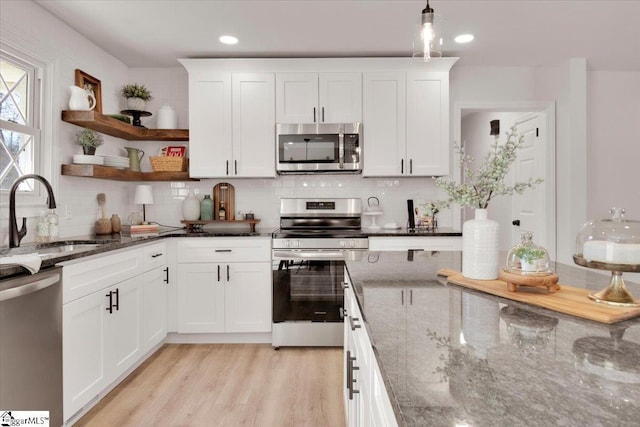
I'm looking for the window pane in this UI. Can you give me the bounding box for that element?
[0,60,29,125]
[0,129,34,190]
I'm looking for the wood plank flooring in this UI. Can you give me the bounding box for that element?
[76,344,345,427]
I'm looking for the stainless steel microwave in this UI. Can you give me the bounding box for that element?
[276,123,362,174]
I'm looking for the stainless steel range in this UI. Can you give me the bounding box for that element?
[272,198,367,348]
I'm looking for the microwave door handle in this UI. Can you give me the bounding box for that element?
[339,132,344,169]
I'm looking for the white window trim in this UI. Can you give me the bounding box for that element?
[0,42,57,221]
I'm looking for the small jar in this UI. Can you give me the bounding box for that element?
[111,214,122,233]
[200,195,214,221]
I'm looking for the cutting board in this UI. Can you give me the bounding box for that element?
[438,269,640,324]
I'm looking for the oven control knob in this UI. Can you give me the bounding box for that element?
[349,240,356,248]
[340,240,346,248]
[295,240,301,248]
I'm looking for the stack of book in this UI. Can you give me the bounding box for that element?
[121,224,159,237]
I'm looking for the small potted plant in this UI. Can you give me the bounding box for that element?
[121,83,153,111]
[514,246,547,272]
[76,128,103,155]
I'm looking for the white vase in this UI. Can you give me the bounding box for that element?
[127,97,146,111]
[157,104,177,129]
[462,208,499,280]
[182,190,200,221]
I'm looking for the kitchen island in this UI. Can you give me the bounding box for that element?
[345,251,640,427]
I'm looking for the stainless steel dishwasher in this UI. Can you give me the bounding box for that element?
[0,266,63,426]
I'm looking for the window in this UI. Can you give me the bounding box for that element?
[0,50,42,192]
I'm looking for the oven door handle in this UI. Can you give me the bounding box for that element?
[273,251,345,260]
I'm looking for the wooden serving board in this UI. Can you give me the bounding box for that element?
[437,269,640,324]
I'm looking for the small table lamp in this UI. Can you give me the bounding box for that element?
[134,184,154,224]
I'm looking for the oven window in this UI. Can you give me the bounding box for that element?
[278,134,339,163]
[273,259,344,322]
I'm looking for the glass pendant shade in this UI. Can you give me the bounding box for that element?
[412,1,442,62]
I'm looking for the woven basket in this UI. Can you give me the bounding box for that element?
[150,156,188,172]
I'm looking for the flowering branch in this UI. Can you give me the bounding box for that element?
[435,126,542,209]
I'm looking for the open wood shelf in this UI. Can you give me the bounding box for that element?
[62,110,189,141]
[61,164,197,181]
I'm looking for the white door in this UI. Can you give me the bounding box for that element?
[511,113,547,249]
[177,264,226,333]
[142,266,167,352]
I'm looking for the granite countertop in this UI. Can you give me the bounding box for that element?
[362,227,461,237]
[0,229,274,280]
[345,251,640,427]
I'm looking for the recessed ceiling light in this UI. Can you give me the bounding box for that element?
[454,34,474,43]
[219,35,238,45]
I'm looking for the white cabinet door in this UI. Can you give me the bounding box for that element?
[142,265,168,353]
[188,72,233,177]
[276,72,361,123]
[276,73,318,123]
[232,73,276,177]
[105,276,143,381]
[362,72,406,176]
[319,72,362,123]
[177,264,226,333]
[63,288,108,418]
[406,72,450,176]
[225,262,271,333]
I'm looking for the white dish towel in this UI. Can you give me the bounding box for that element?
[0,254,42,274]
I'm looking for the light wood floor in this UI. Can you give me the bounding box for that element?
[76,344,345,427]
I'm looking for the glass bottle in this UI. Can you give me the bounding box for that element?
[37,210,49,243]
[219,200,226,220]
[200,195,214,221]
[46,209,59,241]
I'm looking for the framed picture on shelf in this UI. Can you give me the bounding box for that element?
[74,69,102,113]
[411,199,437,229]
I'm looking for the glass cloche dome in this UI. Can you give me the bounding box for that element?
[505,231,552,276]
[574,208,640,306]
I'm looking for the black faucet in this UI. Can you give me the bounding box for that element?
[9,174,57,248]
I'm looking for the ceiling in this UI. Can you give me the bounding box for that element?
[35,0,640,71]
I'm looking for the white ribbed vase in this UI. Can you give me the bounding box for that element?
[462,209,499,280]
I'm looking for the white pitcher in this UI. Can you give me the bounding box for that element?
[68,86,96,111]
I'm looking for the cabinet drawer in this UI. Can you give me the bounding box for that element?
[368,236,462,251]
[142,242,167,271]
[61,247,142,304]
[176,237,271,263]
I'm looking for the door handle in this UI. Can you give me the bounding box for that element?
[346,350,352,391]
[163,267,169,284]
[349,316,361,331]
[313,107,316,123]
[322,107,325,122]
[114,288,120,311]
[105,291,113,314]
[349,354,359,400]
[226,160,229,175]
[512,219,521,226]
[217,264,221,282]
[234,160,238,175]
[151,253,163,258]
[410,158,413,174]
[401,159,404,174]
[227,264,230,281]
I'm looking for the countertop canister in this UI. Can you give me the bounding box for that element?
[200,194,214,221]
[157,104,177,129]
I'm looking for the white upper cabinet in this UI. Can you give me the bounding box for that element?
[276,72,362,123]
[363,71,451,177]
[362,72,406,176]
[187,72,233,178]
[183,67,275,178]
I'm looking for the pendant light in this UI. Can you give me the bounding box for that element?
[412,0,442,62]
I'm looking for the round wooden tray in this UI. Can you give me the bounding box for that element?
[498,269,560,293]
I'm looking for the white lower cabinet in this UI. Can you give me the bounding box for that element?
[62,242,167,422]
[176,238,271,334]
[343,268,397,427]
